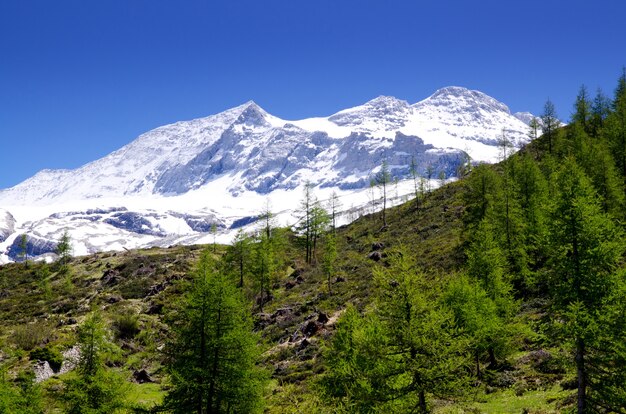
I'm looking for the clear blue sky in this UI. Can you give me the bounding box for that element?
[1,0,624,189]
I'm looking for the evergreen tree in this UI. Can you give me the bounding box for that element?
[297,184,329,265]
[512,154,549,277]
[0,369,43,414]
[541,99,561,154]
[573,85,592,134]
[318,305,391,413]
[225,229,251,288]
[252,230,275,311]
[590,88,611,137]
[327,190,342,233]
[372,249,467,412]
[606,69,626,196]
[463,164,502,230]
[320,249,467,413]
[18,234,28,266]
[528,117,540,142]
[164,250,266,413]
[547,158,625,413]
[210,223,218,253]
[442,275,509,378]
[62,312,128,414]
[374,160,391,227]
[56,230,72,266]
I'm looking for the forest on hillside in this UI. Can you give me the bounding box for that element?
[1,70,626,413]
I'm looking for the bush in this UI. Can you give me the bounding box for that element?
[12,321,52,351]
[30,345,64,372]
[112,310,140,340]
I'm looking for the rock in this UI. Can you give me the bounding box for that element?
[101,269,121,286]
[133,369,154,384]
[146,303,163,315]
[107,295,122,304]
[317,312,329,324]
[371,242,385,251]
[148,282,167,296]
[298,338,310,350]
[303,320,320,337]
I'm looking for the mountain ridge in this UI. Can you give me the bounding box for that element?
[0,86,534,262]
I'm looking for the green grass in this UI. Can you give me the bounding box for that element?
[126,381,165,409]
[435,385,572,413]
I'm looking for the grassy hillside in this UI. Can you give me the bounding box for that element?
[0,176,572,413]
[3,73,626,412]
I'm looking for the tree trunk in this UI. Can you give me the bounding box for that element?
[207,307,222,414]
[576,338,586,414]
[418,390,427,413]
[488,347,497,368]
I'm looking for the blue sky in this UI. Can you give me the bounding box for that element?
[1,0,624,189]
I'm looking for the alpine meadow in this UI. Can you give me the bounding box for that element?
[3,68,626,413]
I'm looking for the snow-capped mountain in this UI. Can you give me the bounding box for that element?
[0,86,533,262]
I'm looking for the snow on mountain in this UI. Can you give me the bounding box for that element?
[0,86,534,262]
[0,209,15,243]
[514,111,538,125]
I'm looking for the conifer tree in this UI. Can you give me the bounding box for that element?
[590,88,611,137]
[512,154,549,276]
[463,164,502,230]
[374,160,392,227]
[541,99,561,154]
[320,249,467,413]
[164,250,266,413]
[606,69,626,196]
[62,312,128,413]
[56,230,72,266]
[252,231,274,311]
[327,191,342,233]
[225,229,251,288]
[547,158,625,413]
[18,234,28,266]
[573,85,592,135]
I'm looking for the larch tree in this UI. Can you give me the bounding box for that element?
[374,160,391,227]
[164,250,266,414]
[541,99,561,154]
[573,85,592,135]
[62,312,128,414]
[56,230,72,266]
[547,158,625,413]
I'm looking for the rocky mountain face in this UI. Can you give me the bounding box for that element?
[0,86,534,262]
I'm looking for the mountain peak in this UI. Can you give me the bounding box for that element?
[364,95,409,107]
[418,86,511,114]
[233,100,272,127]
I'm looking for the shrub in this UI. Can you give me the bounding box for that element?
[12,321,52,351]
[30,345,64,372]
[112,310,140,340]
